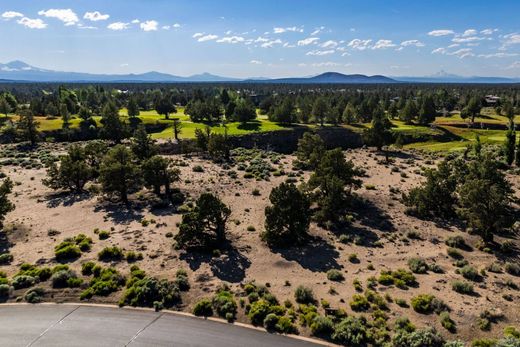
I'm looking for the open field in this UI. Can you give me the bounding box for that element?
[0,144,518,344]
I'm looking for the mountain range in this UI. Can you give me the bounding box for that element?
[1,61,519,84]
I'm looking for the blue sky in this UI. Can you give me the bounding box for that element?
[1,0,519,78]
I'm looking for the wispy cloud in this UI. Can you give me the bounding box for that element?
[197,34,218,42]
[348,39,372,50]
[372,39,396,49]
[216,36,245,43]
[306,49,335,56]
[297,37,319,46]
[1,11,23,20]
[428,29,454,37]
[107,22,129,30]
[250,60,262,64]
[273,26,303,34]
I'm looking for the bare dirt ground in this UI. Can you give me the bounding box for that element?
[1,146,519,342]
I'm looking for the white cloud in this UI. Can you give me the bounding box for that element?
[38,9,78,26]
[162,25,170,30]
[452,36,486,43]
[131,19,140,24]
[481,28,497,35]
[173,23,181,28]
[502,33,520,46]
[320,40,338,48]
[462,29,477,37]
[198,34,218,42]
[428,29,454,37]
[348,39,372,50]
[448,48,474,59]
[306,49,335,56]
[193,33,204,38]
[254,36,269,43]
[273,26,303,34]
[400,40,425,47]
[216,36,245,44]
[297,37,319,46]
[17,17,47,29]
[1,11,23,20]
[311,26,325,36]
[250,60,262,65]
[261,39,282,48]
[140,20,158,31]
[83,11,109,21]
[507,61,520,69]
[107,22,129,30]
[372,39,396,49]
[431,47,447,54]
[478,52,519,58]
[311,62,341,67]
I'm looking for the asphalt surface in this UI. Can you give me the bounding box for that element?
[0,304,323,347]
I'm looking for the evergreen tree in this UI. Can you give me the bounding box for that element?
[17,109,39,146]
[131,125,157,160]
[127,97,140,118]
[231,98,256,123]
[504,123,516,166]
[100,101,127,143]
[142,155,180,196]
[60,103,71,130]
[0,178,14,229]
[99,145,142,204]
[401,100,418,124]
[174,193,231,250]
[0,97,11,117]
[43,144,93,192]
[418,96,436,125]
[262,183,311,247]
[172,118,182,141]
[312,97,327,126]
[363,106,393,151]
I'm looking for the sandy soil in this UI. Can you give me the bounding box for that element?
[1,146,519,342]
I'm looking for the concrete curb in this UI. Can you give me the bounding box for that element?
[0,302,336,346]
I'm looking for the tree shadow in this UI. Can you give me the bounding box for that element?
[352,198,395,233]
[237,121,261,131]
[45,191,92,208]
[179,242,251,283]
[93,202,145,225]
[270,236,341,272]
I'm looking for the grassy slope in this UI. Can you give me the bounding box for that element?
[5,107,515,152]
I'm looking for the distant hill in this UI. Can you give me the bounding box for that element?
[1,61,518,84]
[253,72,397,84]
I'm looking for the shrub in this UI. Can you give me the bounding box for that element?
[0,284,11,297]
[350,294,370,312]
[332,316,369,346]
[395,298,408,308]
[392,327,445,347]
[408,257,428,274]
[445,236,468,249]
[54,243,81,262]
[125,251,143,263]
[452,280,474,295]
[51,269,79,288]
[192,165,204,172]
[81,267,125,299]
[275,316,297,334]
[411,294,447,314]
[326,269,344,282]
[310,315,334,335]
[98,246,124,262]
[193,299,213,317]
[294,285,315,304]
[12,275,36,289]
[440,311,456,332]
[505,262,520,276]
[174,270,190,291]
[248,299,271,325]
[348,253,359,263]
[394,316,415,332]
[212,290,237,320]
[459,265,479,281]
[24,287,45,303]
[447,248,463,259]
[98,230,110,240]
[119,277,181,309]
[81,261,96,275]
[487,262,502,273]
[0,253,13,265]
[263,313,279,330]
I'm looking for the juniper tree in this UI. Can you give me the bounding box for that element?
[99,145,141,204]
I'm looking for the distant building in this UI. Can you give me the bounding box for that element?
[484,95,500,106]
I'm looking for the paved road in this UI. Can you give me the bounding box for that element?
[0,304,323,347]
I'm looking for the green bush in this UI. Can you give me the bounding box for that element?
[54,243,81,262]
[263,313,279,330]
[81,267,125,299]
[98,246,124,262]
[98,230,110,240]
[0,253,13,265]
[459,265,479,281]
[193,299,213,317]
[505,262,520,276]
[125,251,143,263]
[447,247,463,259]
[392,327,445,347]
[294,285,315,304]
[0,284,11,297]
[51,269,79,288]
[326,269,344,282]
[248,299,271,325]
[332,316,369,346]
[81,261,96,275]
[452,280,474,295]
[310,315,334,336]
[411,294,448,314]
[408,257,428,274]
[16,264,52,282]
[212,290,237,320]
[350,294,370,312]
[24,287,45,303]
[445,235,468,249]
[119,275,180,309]
[440,311,456,332]
[12,275,36,289]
